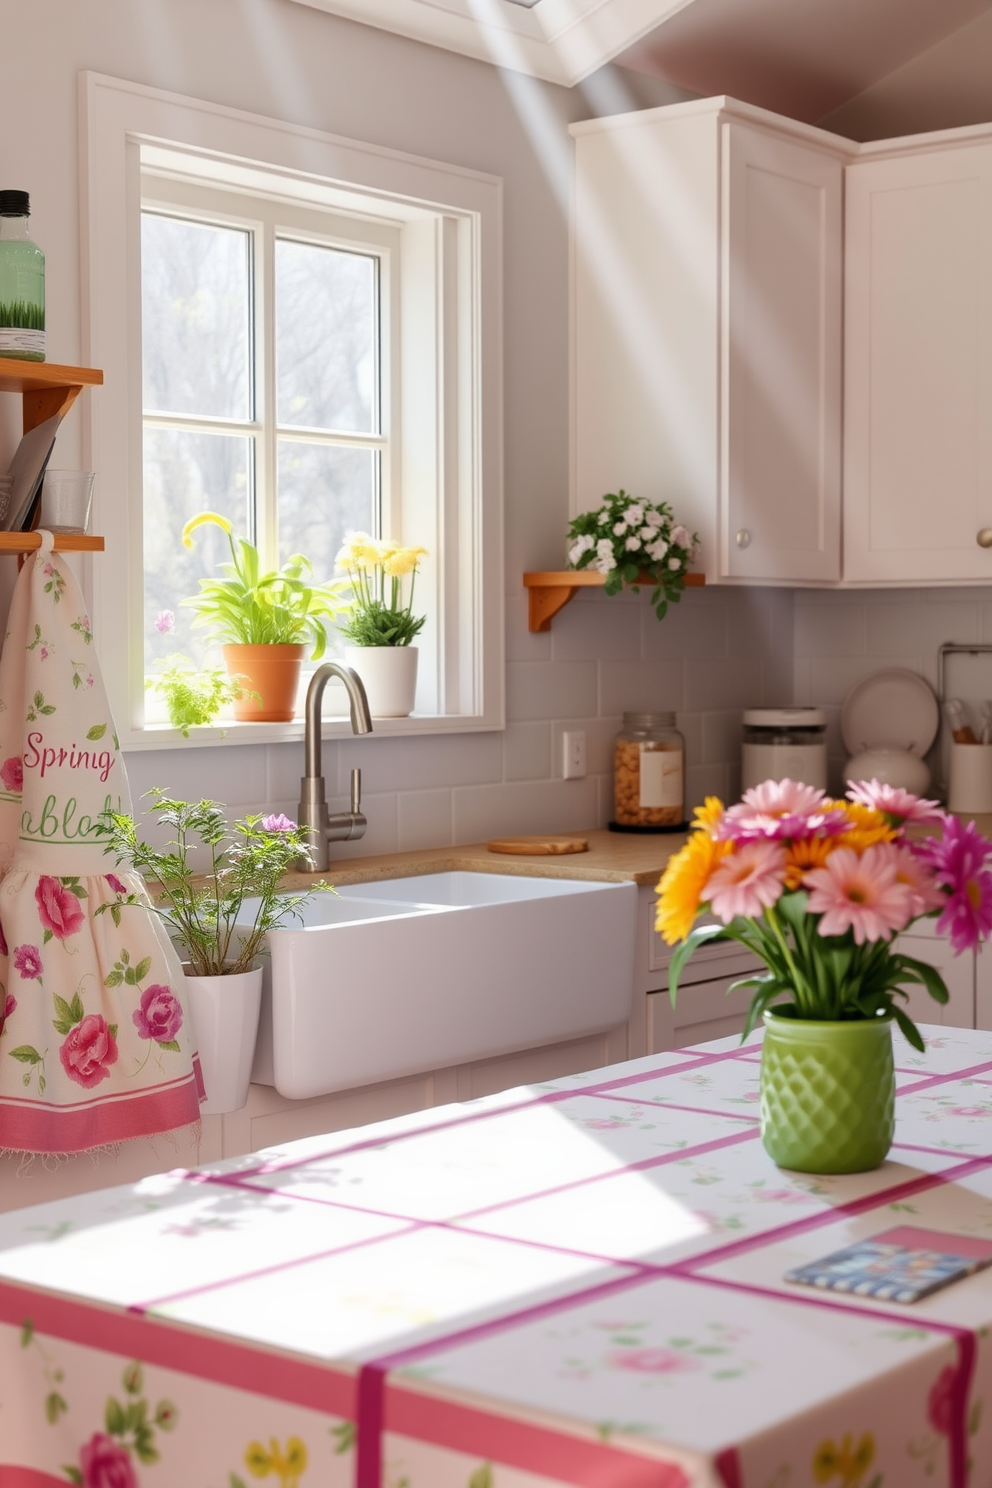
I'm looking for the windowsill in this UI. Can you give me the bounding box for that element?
[123,712,500,751]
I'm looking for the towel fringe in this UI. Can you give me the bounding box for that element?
[1,1119,203,1174]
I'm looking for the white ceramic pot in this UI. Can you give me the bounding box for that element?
[344,644,418,718]
[183,964,263,1116]
[843,747,931,795]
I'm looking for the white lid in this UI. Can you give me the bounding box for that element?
[743,707,826,728]
[840,669,939,758]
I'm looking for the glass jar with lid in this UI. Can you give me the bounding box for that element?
[741,708,827,791]
[613,712,685,828]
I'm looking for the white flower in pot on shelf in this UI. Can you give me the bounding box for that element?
[335,532,428,718]
[566,490,699,621]
[96,790,334,1113]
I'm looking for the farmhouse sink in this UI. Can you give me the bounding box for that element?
[244,871,637,1100]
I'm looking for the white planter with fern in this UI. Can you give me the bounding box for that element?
[184,963,263,1115]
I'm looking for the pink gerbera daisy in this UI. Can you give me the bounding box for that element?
[846,779,946,825]
[703,840,786,922]
[805,844,915,944]
[717,778,849,842]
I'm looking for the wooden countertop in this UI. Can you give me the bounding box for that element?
[280,810,992,894]
[279,827,687,892]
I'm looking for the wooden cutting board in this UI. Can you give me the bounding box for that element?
[487,836,589,856]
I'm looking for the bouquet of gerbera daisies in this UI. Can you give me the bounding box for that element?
[656,779,992,1050]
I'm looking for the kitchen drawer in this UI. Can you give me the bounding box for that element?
[649,913,761,984]
[648,974,756,1054]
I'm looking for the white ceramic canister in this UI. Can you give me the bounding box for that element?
[742,708,827,792]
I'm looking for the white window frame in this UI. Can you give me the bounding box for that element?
[80,71,504,749]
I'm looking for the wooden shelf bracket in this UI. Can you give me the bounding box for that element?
[523,570,705,632]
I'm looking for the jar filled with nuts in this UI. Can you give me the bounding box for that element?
[613,712,685,829]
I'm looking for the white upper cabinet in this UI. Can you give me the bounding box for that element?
[571,99,847,585]
[844,139,992,583]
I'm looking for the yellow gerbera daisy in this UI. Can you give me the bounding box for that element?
[840,801,897,852]
[691,795,725,835]
[783,834,837,890]
[655,830,730,944]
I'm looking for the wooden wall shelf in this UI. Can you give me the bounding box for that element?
[0,533,104,554]
[523,570,705,632]
[0,357,104,433]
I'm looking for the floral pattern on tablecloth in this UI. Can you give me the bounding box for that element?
[4,1025,992,1487]
[0,1321,355,1487]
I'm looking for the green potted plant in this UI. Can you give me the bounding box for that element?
[181,511,350,722]
[335,531,428,718]
[97,789,333,1115]
[657,778,992,1174]
[147,653,248,736]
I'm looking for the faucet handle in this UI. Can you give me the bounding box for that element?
[350,767,362,814]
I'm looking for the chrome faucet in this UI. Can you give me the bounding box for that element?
[298,662,373,872]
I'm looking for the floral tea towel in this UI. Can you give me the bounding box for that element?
[0,531,203,1154]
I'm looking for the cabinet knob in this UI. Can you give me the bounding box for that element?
[735,529,751,549]
[978,529,992,549]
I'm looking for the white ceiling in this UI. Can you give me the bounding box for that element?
[287,0,992,110]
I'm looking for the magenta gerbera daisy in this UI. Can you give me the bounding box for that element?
[918,816,992,954]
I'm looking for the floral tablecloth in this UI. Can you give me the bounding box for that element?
[3,1023,992,1488]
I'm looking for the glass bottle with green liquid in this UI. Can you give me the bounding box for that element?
[0,190,45,361]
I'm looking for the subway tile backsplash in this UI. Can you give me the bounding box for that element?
[123,584,991,848]
[793,586,992,798]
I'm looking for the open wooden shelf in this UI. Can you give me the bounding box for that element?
[0,357,104,433]
[523,569,705,632]
[0,533,104,554]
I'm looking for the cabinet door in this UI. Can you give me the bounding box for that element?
[896,928,975,1030]
[844,143,992,582]
[722,123,843,582]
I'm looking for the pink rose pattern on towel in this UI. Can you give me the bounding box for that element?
[0,542,203,1151]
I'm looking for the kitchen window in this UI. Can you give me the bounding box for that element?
[139,182,396,714]
[82,72,504,747]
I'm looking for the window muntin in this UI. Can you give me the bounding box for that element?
[139,186,387,695]
[83,74,504,743]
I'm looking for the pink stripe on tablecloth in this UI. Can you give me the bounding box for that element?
[131,1218,420,1313]
[673,1151,992,1274]
[895,1057,992,1095]
[0,1471,70,1488]
[455,1125,760,1222]
[715,1447,744,1488]
[0,1073,201,1154]
[217,1047,756,1181]
[587,1092,761,1123]
[384,1381,693,1488]
[355,1269,653,1488]
[0,1281,354,1417]
[660,1269,976,1488]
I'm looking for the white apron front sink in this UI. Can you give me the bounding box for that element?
[244,871,637,1099]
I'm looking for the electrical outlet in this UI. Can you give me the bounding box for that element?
[563,730,586,779]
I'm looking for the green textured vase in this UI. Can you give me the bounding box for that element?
[760,1010,895,1174]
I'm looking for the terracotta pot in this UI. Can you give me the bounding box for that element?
[223,643,304,722]
[343,644,418,718]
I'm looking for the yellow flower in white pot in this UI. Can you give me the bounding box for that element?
[336,532,428,717]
